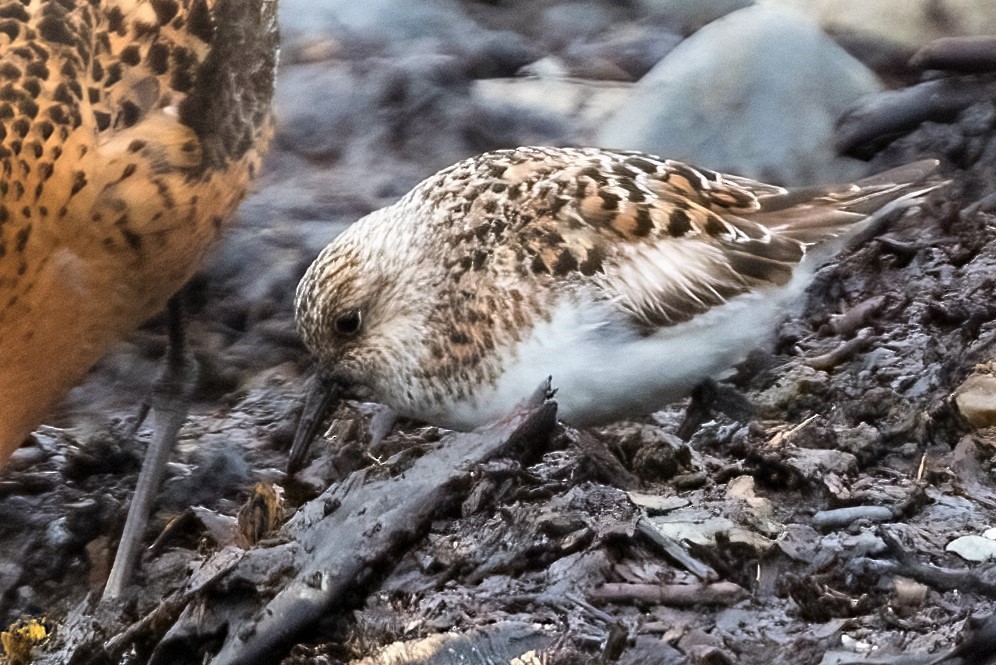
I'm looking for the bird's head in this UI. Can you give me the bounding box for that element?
[288,207,437,472]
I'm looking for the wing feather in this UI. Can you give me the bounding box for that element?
[426,147,941,331]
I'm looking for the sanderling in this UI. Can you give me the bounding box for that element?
[290,146,941,470]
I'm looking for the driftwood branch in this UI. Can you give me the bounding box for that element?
[588,581,746,607]
[911,37,996,74]
[849,530,996,600]
[200,396,558,664]
[805,328,874,371]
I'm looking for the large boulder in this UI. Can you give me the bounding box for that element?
[597,5,882,186]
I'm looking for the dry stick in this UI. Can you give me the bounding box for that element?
[765,414,819,448]
[589,582,746,607]
[811,506,896,530]
[103,547,246,660]
[879,530,996,598]
[634,518,718,582]
[911,36,996,74]
[829,295,886,338]
[806,328,874,371]
[962,191,996,218]
[204,396,559,665]
[34,547,246,665]
[564,592,619,625]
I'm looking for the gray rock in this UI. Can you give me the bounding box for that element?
[637,0,754,34]
[562,24,683,80]
[461,30,544,79]
[0,561,23,597]
[279,0,477,44]
[598,5,882,186]
[473,77,630,136]
[541,2,617,49]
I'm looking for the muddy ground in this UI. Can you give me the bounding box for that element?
[3,3,996,665]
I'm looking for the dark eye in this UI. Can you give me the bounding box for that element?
[334,309,362,336]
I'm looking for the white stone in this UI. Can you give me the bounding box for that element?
[648,508,737,546]
[627,491,691,513]
[474,78,631,134]
[598,5,881,186]
[947,535,996,562]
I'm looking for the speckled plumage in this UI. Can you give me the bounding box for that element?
[0,0,278,462]
[296,147,940,430]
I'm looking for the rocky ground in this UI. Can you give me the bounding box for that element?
[3,1,996,664]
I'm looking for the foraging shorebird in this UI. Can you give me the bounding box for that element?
[0,0,278,595]
[289,147,941,470]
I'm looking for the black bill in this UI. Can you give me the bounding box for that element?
[287,373,340,475]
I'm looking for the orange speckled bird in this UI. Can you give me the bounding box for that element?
[0,0,278,597]
[0,0,277,462]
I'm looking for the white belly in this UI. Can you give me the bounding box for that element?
[437,279,810,429]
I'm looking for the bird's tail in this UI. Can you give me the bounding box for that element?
[752,159,946,246]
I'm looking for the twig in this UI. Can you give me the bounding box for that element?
[835,77,996,156]
[589,582,746,607]
[911,37,996,74]
[635,518,718,582]
[765,414,819,448]
[812,506,896,530]
[879,530,996,597]
[806,328,874,371]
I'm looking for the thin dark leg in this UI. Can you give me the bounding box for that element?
[676,379,754,441]
[102,296,198,601]
[676,380,717,441]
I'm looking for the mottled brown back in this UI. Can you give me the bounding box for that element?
[413,148,938,332]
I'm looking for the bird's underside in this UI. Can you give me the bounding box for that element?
[0,0,277,464]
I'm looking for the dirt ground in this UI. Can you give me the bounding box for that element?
[3,3,996,664]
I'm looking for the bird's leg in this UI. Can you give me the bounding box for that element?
[676,379,753,440]
[102,296,198,601]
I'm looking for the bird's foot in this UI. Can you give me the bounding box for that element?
[676,379,753,441]
[102,298,198,601]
